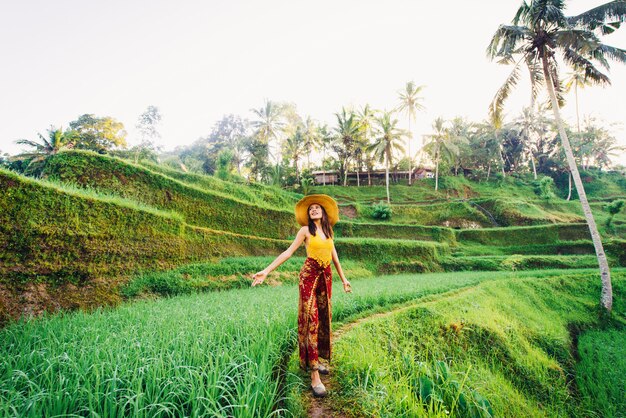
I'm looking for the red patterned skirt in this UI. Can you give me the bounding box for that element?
[297,257,332,371]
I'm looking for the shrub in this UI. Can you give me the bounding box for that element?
[534,176,556,200]
[371,201,392,220]
[300,177,314,195]
[605,199,625,230]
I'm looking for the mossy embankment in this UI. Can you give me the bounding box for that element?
[315,173,626,228]
[139,160,300,210]
[40,150,299,239]
[315,270,626,417]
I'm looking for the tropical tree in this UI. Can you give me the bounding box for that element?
[284,126,306,182]
[136,105,162,144]
[368,111,406,203]
[512,107,544,178]
[579,117,624,170]
[564,70,595,194]
[471,122,504,179]
[487,111,507,178]
[396,81,425,185]
[14,127,77,175]
[318,124,334,186]
[208,114,250,175]
[244,137,270,182]
[302,116,321,170]
[333,107,360,186]
[447,117,471,176]
[488,0,626,313]
[69,114,127,152]
[250,100,284,164]
[357,104,378,186]
[424,118,464,191]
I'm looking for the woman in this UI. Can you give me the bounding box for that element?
[251,194,351,398]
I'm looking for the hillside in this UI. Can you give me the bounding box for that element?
[1,151,625,324]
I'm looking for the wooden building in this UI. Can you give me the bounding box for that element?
[312,167,434,185]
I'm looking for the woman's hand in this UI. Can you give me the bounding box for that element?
[342,280,352,293]
[251,271,268,287]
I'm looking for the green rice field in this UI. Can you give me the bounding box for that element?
[1,269,624,417]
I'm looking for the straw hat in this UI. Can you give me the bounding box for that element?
[295,194,340,226]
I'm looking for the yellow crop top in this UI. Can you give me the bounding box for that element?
[306,233,333,267]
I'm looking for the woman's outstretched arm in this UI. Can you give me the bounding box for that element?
[251,227,307,286]
[332,246,351,293]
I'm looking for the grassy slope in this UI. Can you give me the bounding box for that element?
[41,151,299,239]
[320,270,626,418]
[314,174,626,229]
[139,160,301,210]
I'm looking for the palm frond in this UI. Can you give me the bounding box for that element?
[562,47,611,86]
[487,25,529,59]
[489,57,524,125]
[525,55,544,105]
[543,3,567,25]
[15,139,44,150]
[567,1,626,33]
[544,60,567,109]
[596,43,626,65]
[513,1,532,25]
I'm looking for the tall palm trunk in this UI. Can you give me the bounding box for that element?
[568,83,582,201]
[542,55,612,313]
[385,151,391,204]
[435,146,440,191]
[496,130,506,178]
[408,118,412,186]
[322,148,326,186]
[567,172,572,201]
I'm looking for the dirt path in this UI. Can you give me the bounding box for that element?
[303,286,477,417]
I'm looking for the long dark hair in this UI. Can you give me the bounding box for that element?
[308,205,334,239]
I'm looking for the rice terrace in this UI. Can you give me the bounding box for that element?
[1,1,626,417]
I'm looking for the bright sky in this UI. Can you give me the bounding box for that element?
[1,0,625,165]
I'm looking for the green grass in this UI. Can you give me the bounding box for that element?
[41,150,298,239]
[139,160,300,210]
[311,270,626,418]
[0,269,571,417]
[575,329,626,417]
[120,256,374,297]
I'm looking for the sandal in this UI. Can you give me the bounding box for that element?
[311,382,327,397]
[317,363,330,375]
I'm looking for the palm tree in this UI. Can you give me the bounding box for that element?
[250,100,284,164]
[284,126,305,182]
[14,127,77,175]
[302,116,320,170]
[333,108,360,186]
[318,124,334,186]
[488,0,626,314]
[563,70,595,197]
[565,69,595,133]
[513,107,543,179]
[15,128,75,160]
[368,111,406,203]
[488,110,507,178]
[396,82,425,185]
[355,104,377,187]
[424,118,464,191]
